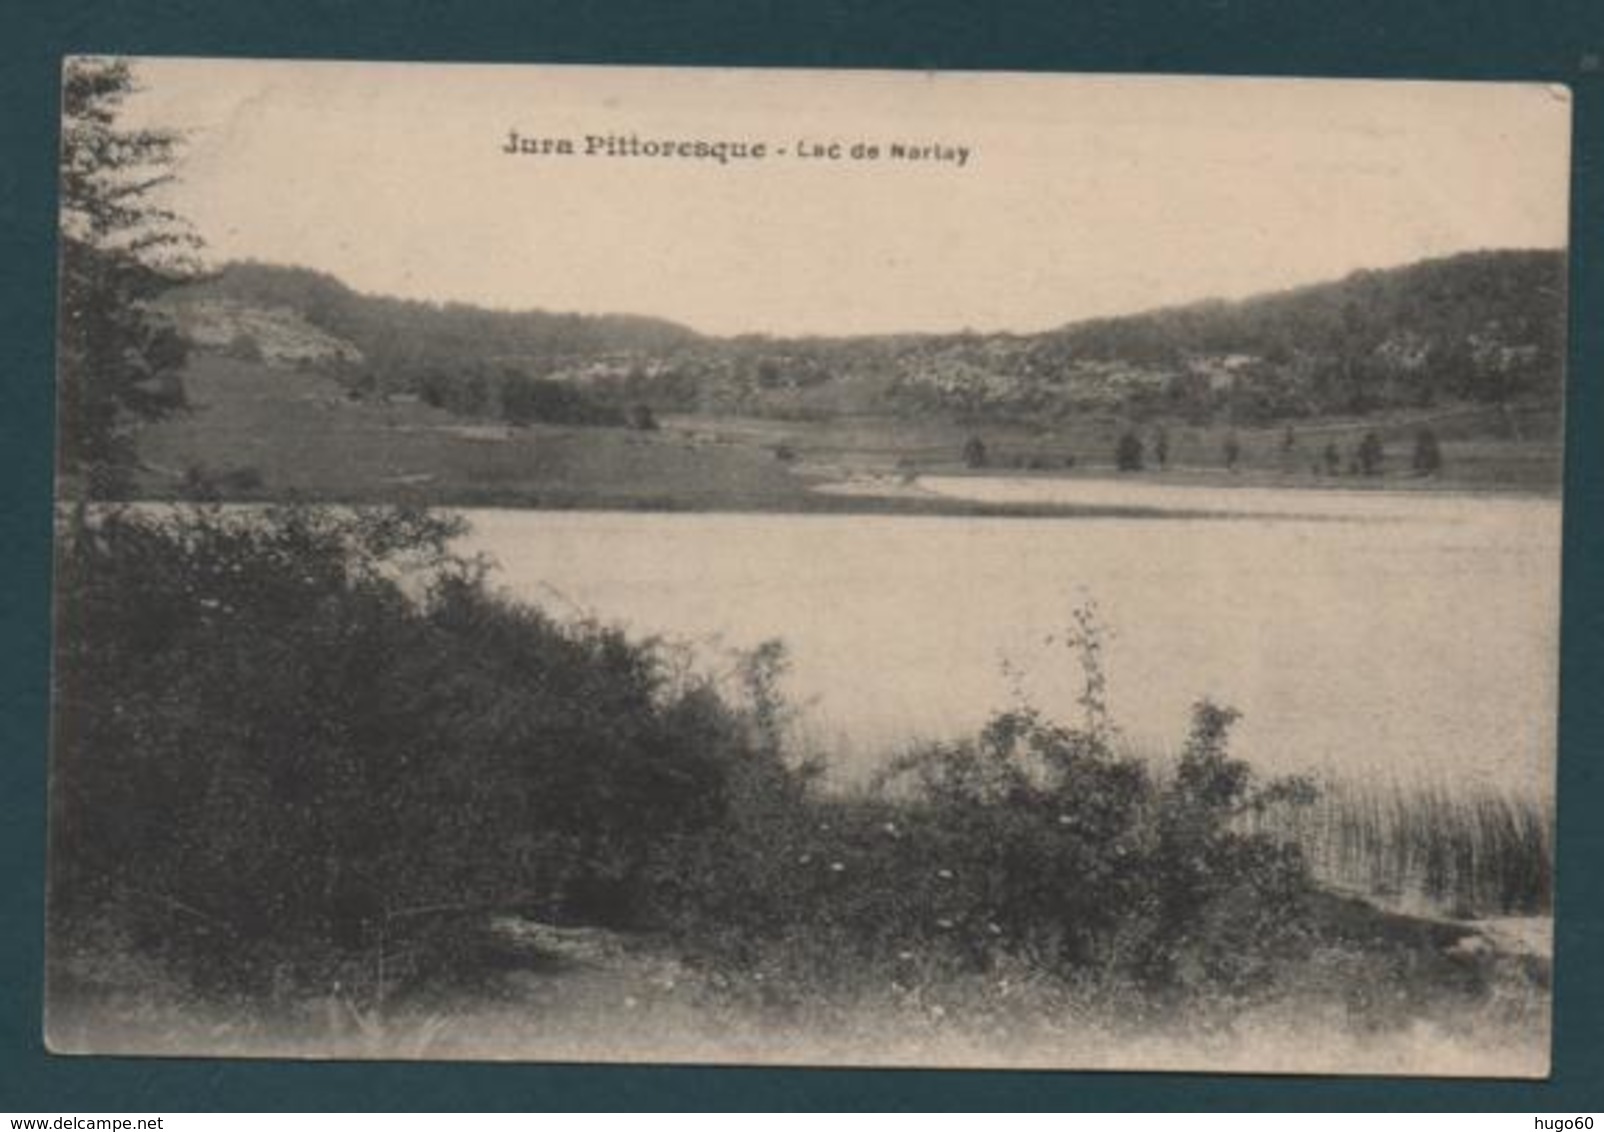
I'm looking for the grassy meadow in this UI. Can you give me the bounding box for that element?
[125,355,1562,514]
[130,357,817,510]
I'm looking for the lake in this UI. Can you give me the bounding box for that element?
[457,479,1561,794]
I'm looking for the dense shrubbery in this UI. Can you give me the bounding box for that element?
[410,363,629,428]
[52,505,1318,1013]
[50,505,787,996]
[649,608,1319,1009]
[499,372,628,428]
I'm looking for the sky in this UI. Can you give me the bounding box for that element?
[116,58,1573,338]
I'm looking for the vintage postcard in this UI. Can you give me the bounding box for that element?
[47,58,1569,1075]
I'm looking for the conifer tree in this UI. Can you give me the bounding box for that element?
[58,57,200,495]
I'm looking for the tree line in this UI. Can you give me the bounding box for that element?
[962,424,1445,477]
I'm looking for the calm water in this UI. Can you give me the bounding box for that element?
[457,482,1560,793]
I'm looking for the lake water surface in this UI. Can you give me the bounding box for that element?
[458,480,1560,793]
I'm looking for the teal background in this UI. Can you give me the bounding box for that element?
[3,0,1601,1111]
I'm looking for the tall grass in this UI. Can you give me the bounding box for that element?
[1247,774,1553,917]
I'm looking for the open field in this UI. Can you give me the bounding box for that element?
[132,357,816,511]
[128,355,1563,513]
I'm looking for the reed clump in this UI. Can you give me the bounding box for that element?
[1246,774,1553,917]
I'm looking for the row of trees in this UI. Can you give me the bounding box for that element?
[412,363,658,430]
[1115,426,1440,476]
[963,426,1444,477]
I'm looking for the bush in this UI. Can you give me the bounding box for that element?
[53,507,1319,1017]
[1412,427,1443,476]
[656,607,1318,1005]
[50,504,783,996]
[1115,430,1144,471]
[1223,433,1242,471]
[1358,430,1386,476]
[500,373,627,427]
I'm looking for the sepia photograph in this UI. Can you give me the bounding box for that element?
[46,57,1570,1076]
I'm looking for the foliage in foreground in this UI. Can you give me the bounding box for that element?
[54,505,1321,1012]
[52,504,791,996]
[652,610,1320,1009]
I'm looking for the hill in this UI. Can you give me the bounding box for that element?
[162,250,1566,432]
[167,261,703,387]
[640,249,1567,425]
[1031,249,1567,420]
[137,250,1566,502]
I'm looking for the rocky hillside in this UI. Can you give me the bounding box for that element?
[166,261,700,380]
[158,297,365,367]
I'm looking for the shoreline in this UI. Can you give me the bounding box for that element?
[105,465,1562,524]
